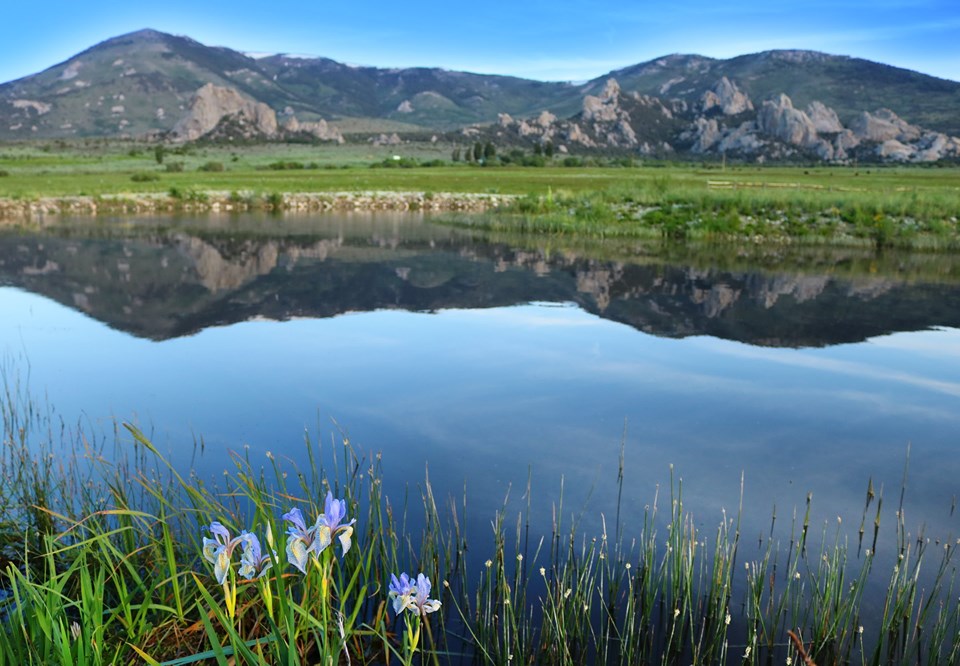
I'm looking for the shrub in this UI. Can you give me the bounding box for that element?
[164,161,185,173]
[265,161,305,170]
[130,172,160,183]
[198,161,225,172]
[265,192,285,210]
[168,187,208,203]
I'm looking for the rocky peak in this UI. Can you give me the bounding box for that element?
[599,78,620,101]
[582,78,623,123]
[701,77,753,115]
[757,93,819,147]
[171,83,277,142]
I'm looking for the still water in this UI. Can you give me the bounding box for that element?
[0,212,958,552]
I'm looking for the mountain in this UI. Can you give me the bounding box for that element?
[0,29,301,138]
[3,221,960,347]
[490,76,960,162]
[0,28,578,139]
[253,55,579,127]
[1,29,958,154]
[594,50,960,137]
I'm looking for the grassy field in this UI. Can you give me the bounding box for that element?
[0,139,957,196]
[1,140,959,249]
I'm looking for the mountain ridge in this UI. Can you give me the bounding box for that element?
[1,29,958,149]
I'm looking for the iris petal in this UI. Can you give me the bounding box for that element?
[209,522,230,541]
[214,549,231,585]
[337,526,353,555]
[282,508,308,535]
[287,537,310,574]
[202,538,220,564]
[315,525,332,553]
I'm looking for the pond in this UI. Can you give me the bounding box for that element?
[1,212,958,567]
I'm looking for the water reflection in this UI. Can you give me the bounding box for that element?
[2,213,960,346]
[0,213,958,573]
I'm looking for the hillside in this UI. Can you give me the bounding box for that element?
[0,29,578,139]
[0,29,958,149]
[593,50,960,136]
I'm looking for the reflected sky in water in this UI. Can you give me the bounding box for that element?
[2,279,958,549]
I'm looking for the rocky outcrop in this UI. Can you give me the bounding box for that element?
[564,123,595,148]
[536,110,557,128]
[579,79,641,148]
[913,132,960,162]
[281,116,344,143]
[687,117,721,153]
[582,79,623,123]
[494,78,655,150]
[684,117,766,155]
[171,84,277,142]
[757,94,819,147]
[701,77,753,115]
[490,73,959,164]
[11,99,52,115]
[845,109,960,162]
[805,101,843,133]
[849,109,921,143]
[371,132,402,146]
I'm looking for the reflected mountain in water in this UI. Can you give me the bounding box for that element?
[3,214,960,347]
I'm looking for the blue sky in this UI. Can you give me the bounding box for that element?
[2,1,958,84]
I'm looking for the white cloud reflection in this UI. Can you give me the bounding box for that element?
[692,331,960,400]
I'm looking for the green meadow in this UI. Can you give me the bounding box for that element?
[1,141,958,249]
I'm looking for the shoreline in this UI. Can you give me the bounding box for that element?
[0,190,515,221]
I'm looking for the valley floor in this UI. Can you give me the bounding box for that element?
[1,141,958,249]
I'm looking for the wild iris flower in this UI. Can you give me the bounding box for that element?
[318,491,356,555]
[388,572,417,614]
[202,522,245,585]
[237,532,273,580]
[282,492,355,574]
[282,507,321,574]
[389,572,441,616]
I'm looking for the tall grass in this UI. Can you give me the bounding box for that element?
[0,377,957,664]
[457,180,960,250]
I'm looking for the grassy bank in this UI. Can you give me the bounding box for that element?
[0,377,957,665]
[1,140,958,248]
[454,177,960,250]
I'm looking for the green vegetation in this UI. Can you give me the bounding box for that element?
[0,141,959,249]
[0,374,958,665]
[466,177,960,249]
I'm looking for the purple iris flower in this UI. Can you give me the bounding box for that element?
[389,572,441,616]
[237,532,273,580]
[282,493,355,574]
[388,572,417,614]
[281,507,323,574]
[317,491,357,555]
[202,522,245,585]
